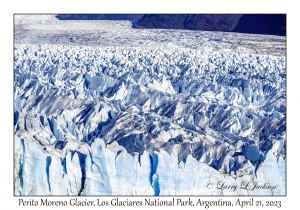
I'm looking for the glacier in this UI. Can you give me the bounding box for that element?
[14,15,286,195]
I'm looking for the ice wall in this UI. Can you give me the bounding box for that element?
[14,137,285,195]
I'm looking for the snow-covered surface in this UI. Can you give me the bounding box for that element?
[14,15,286,195]
[14,15,286,56]
[15,15,133,32]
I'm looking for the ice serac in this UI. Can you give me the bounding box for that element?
[84,138,154,195]
[48,154,69,195]
[14,16,286,195]
[14,136,49,195]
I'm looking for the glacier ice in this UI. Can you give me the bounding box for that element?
[14,16,286,195]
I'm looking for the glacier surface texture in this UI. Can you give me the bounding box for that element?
[14,15,286,195]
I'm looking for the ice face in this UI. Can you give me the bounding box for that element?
[14,137,285,195]
[14,16,286,195]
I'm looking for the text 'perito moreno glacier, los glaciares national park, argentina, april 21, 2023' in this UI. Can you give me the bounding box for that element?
[14,15,286,196]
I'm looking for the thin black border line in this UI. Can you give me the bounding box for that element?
[13,13,287,197]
